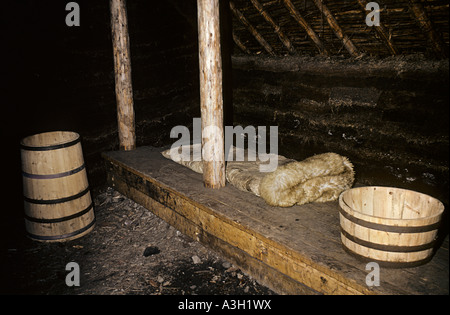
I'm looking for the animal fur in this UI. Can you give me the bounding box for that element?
[162,145,354,207]
[259,153,354,207]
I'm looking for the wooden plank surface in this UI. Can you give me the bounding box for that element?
[102,146,449,295]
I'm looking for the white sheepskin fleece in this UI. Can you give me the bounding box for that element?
[162,144,354,207]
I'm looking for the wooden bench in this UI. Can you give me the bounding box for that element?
[103,146,448,295]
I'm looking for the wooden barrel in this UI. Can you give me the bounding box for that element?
[339,186,444,268]
[21,131,95,242]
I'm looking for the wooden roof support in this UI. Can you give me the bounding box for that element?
[249,0,296,54]
[357,0,398,56]
[312,0,360,57]
[408,0,447,58]
[110,0,136,151]
[232,31,252,54]
[230,1,275,56]
[282,0,329,56]
[197,0,226,189]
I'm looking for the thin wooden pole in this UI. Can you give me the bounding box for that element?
[232,31,252,54]
[250,0,296,54]
[356,0,398,56]
[110,0,136,151]
[229,1,276,56]
[282,0,329,55]
[312,0,360,57]
[197,0,226,189]
[408,0,447,58]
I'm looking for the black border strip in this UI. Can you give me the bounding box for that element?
[25,203,94,224]
[22,163,85,180]
[26,217,96,241]
[339,207,441,233]
[340,228,436,253]
[24,186,90,205]
[20,137,80,151]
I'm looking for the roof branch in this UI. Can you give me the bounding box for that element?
[357,0,398,56]
[249,0,296,54]
[230,1,275,55]
[282,0,329,56]
[408,0,447,58]
[232,31,252,55]
[312,0,361,57]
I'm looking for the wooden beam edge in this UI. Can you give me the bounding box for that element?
[108,173,318,295]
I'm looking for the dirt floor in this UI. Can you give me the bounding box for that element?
[2,187,276,295]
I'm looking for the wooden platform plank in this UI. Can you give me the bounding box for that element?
[102,146,448,295]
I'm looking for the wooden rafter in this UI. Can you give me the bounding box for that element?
[230,1,275,55]
[312,0,360,57]
[357,0,398,56]
[282,0,329,56]
[408,0,447,58]
[232,31,252,54]
[249,0,296,54]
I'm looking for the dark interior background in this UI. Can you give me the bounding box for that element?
[2,0,448,248]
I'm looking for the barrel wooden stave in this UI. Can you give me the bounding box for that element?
[21,131,95,242]
[22,170,89,202]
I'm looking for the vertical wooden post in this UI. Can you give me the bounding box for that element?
[110,0,136,151]
[197,0,226,189]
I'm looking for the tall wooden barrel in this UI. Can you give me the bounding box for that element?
[21,131,95,242]
[339,186,444,268]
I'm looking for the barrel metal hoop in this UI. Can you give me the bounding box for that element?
[26,217,96,241]
[20,137,80,151]
[22,163,86,180]
[340,228,436,253]
[24,186,90,205]
[339,208,441,233]
[341,244,434,269]
[24,203,94,224]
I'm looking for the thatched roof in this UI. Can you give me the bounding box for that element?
[230,0,449,58]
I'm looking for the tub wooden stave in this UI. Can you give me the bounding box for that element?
[339,186,444,267]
